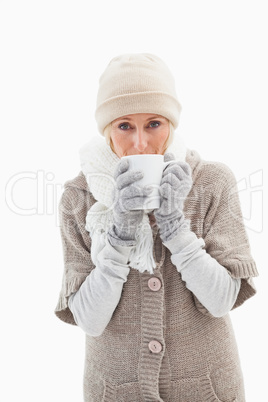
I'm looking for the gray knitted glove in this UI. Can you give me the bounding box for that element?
[107,158,153,247]
[154,153,192,242]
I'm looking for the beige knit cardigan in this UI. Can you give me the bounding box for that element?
[55,149,258,402]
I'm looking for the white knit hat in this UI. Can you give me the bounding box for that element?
[95,53,182,135]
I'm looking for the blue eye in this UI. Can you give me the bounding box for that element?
[118,121,161,130]
[119,123,130,130]
[149,121,160,128]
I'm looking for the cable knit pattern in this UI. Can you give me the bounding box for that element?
[55,148,258,402]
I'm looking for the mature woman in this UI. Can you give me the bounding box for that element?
[55,53,258,402]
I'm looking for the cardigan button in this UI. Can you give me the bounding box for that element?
[148,340,162,354]
[148,277,162,291]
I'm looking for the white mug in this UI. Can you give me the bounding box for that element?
[121,154,172,210]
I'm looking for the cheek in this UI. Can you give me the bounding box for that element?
[153,128,169,154]
[156,129,169,146]
[163,129,169,142]
[110,132,130,156]
[110,132,120,147]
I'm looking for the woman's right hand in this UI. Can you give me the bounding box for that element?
[107,158,152,247]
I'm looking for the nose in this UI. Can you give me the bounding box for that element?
[133,127,148,153]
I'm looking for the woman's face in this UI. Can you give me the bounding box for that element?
[110,113,170,157]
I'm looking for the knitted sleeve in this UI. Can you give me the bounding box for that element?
[54,187,95,325]
[199,162,259,311]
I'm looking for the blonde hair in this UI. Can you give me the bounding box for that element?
[103,120,174,155]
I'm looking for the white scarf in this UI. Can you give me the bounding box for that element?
[79,134,187,274]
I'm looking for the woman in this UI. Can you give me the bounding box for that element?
[55,53,258,401]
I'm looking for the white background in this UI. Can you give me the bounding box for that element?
[1,1,267,401]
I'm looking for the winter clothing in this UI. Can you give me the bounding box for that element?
[55,144,258,402]
[68,211,241,335]
[94,53,182,135]
[68,138,241,340]
[68,240,132,337]
[107,158,152,247]
[154,153,193,243]
[79,134,187,274]
[164,230,241,317]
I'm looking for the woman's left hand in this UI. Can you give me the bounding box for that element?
[154,153,192,242]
